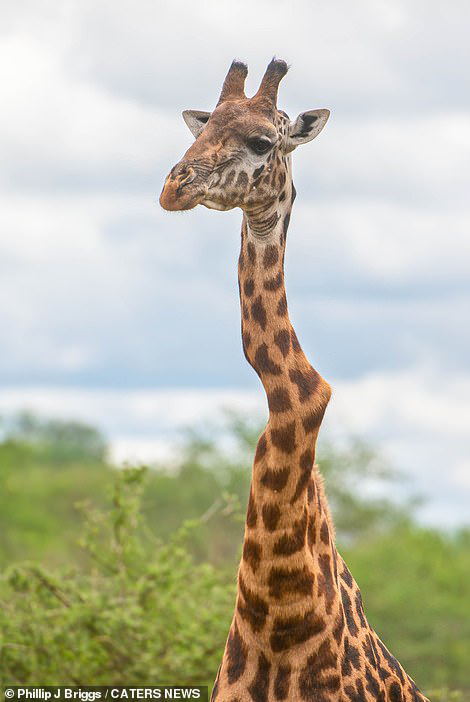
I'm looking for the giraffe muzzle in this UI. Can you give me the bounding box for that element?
[160,164,207,211]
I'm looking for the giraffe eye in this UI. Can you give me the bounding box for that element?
[248,137,273,155]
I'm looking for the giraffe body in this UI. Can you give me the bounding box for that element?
[160,59,429,702]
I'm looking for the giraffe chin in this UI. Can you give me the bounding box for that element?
[202,200,234,211]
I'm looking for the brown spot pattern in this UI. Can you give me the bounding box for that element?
[341,563,354,588]
[210,666,220,702]
[318,553,336,614]
[307,513,317,547]
[263,244,278,268]
[333,611,345,644]
[320,520,330,545]
[341,584,359,637]
[251,296,267,330]
[238,575,268,633]
[342,636,361,676]
[273,664,291,700]
[226,624,247,684]
[262,502,281,531]
[290,472,310,504]
[246,489,257,528]
[270,421,296,454]
[307,478,316,501]
[389,682,403,702]
[277,293,288,316]
[255,343,282,375]
[345,679,367,702]
[268,387,292,413]
[243,278,255,297]
[302,408,325,432]
[274,329,290,357]
[298,640,339,700]
[225,169,236,186]
[290,329,301,352]
[264,272,283,291]
[290,448,313,503]
[261,466,289,491]
[268,565,314,599]
[273,508,307,555]
[248,653,270,702]
[270,609,325,652]
[376,639,405,684]
[254,434,267,463]
[289,367,321,403]
[365,666,383,700]
[363,634,378,669]
[388,680,403,702]
[356,590,368,628]
[300,446,314,469]
[243,538,261,573]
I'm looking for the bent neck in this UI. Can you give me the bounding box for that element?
[238,176,331,510]
[235,179,340,647]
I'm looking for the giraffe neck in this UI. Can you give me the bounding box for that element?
[212,165,429,702]
[236,177,342,652]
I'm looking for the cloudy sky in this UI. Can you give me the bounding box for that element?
[1,0,469,525]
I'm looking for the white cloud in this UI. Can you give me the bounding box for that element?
[327,367,470,437]
[296,112,470,208]
[453,460,470,489]
[292,198,470,282]
[0,33,179,190]
[49,0,468,115]
[0,386,263,438]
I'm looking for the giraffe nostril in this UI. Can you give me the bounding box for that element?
[173,163,193,180]
[170,163,187,181]
[175,166,196,194]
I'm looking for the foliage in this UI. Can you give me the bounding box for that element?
[429,693,467,702]
[343,526,470,693]
[1,411,107,464]
[0,434,113,566]
[0,468,234,687]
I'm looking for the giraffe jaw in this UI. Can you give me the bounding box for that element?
[202,200,234,211]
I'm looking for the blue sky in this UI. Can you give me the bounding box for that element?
[0,0,469,525]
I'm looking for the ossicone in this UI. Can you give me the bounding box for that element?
[253,58,289,108]
[217,60,248,105]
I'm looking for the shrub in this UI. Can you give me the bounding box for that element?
[0,468,234,687]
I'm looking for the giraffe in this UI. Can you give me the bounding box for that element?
[160,59,429,702]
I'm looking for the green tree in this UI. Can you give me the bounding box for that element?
[2,411,107,464]
[0,468,234,687]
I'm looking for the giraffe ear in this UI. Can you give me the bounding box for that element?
[182,110,212,137]
[286,109,330,151]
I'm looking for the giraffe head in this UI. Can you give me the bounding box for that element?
[160,59,329,213]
